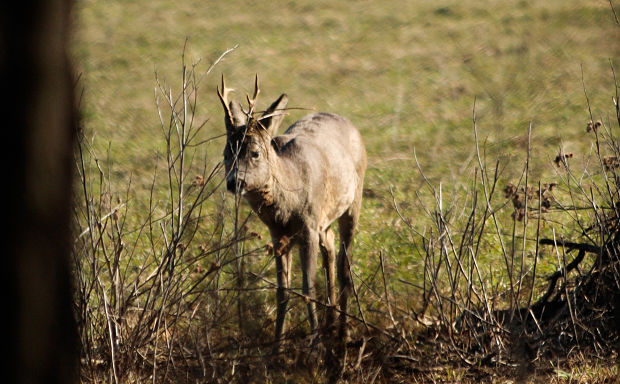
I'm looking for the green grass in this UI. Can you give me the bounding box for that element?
[75,0,619,309]
[74,1,619,164]
[73,0,619,378]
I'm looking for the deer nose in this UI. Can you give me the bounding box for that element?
[226,177,246,194]
[226,178,237,193]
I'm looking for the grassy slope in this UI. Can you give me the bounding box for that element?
[73,0,619,372]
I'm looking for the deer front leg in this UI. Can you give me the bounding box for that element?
[273,236,293,348]
[300,229,319,333]
[319,228,337,330]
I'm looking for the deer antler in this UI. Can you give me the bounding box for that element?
[217,74,235,125]
[246,74,260,116]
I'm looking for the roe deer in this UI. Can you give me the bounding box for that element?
[218,75,366,348]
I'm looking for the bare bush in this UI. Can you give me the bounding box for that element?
[73,44,619,382]
[73,46,267,382]
[387,66,620,379]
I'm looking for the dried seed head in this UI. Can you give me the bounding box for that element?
[192,175,206,187]
[554,152,573,168]
[587,120,602,133]
[543,182,557,192]
[512,195,523,209]
[525,186,536,200]
[512,208,525,221]
[504,183,518,198]
[506,179,556,220]
[208,261,219,273]
[275,236,291,256]
[603,156,620,171]
[249,231,263,240]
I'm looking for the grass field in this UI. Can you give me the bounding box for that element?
[72,0,620,382]
[74,0,619,243]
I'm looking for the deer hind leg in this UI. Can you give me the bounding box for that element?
[300,229,319,334]
[319,227,337,330]
[337,198,361,343]
[273,235,293,349]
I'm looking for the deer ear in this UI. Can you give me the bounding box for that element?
[259,94,288,136]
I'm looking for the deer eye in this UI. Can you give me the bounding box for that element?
[250,150,260,159]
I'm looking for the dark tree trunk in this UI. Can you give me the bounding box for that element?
[2,1,78,383]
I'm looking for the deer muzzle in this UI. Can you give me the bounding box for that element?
[226,171,246,194]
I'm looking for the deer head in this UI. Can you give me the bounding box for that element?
[218,75,288,194]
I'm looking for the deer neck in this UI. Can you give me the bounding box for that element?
[244,153,303,227]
